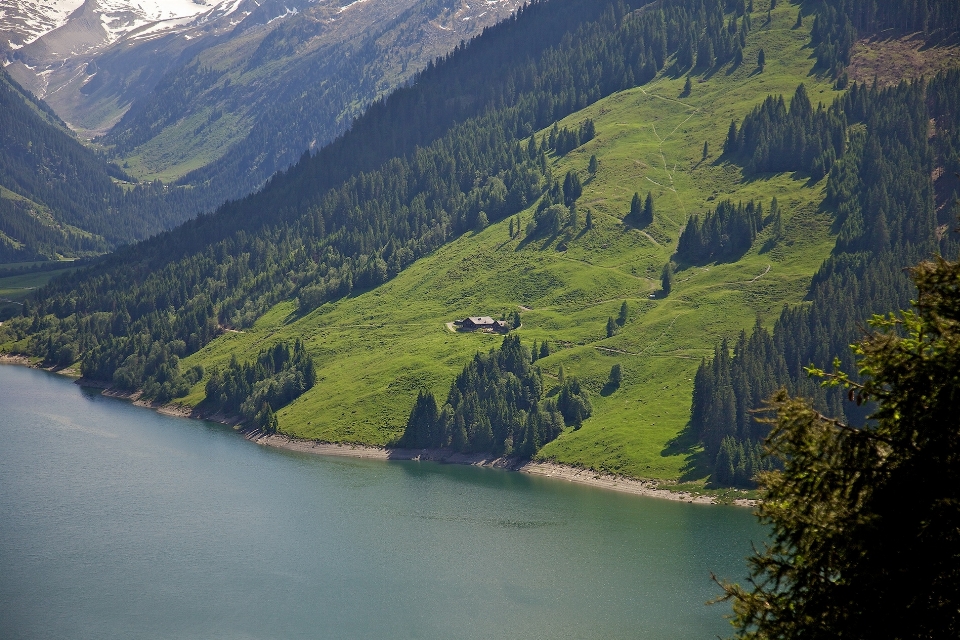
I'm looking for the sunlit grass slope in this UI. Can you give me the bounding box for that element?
[180,2,841,483]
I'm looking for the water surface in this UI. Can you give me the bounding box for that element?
[0,365,761,639]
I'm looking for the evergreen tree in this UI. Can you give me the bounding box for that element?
[556,376,592,427]
[562,170,582,205]
[661,261,674,295]
[725,119,739,154]
[606,316,618,338]
[585,209,593,230]
[617,300,629,326]
[643,192,654,226]
[609,363,622,388]
[703,140,709,161]
[540,341,551,359]
[757,47,765,71]
[588,154,599,175]
[630,192,643,220]
[720,256,960,638]
[770,196,782,240]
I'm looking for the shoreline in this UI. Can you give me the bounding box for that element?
[2,357,754,506]
[246,433,752,505]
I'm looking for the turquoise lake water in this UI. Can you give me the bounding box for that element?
[0,364,762,639]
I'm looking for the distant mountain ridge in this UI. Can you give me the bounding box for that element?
[2,0,524,254]
[0,64,206,260]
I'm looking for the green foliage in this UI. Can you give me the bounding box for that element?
[548,119,596,156]
[5,0,858,486]
[0,69,195,258]
[720,255,960,638]
[562,170,583,206]
[608,363,622,388]
[556,376,592,428]
[694,72,959,486]
[676,199,766,264]
[204,339,315,432]
[606,316,618,338]
[628,191,654,226]
[398,335,569,458]
[724,84,846,178]
[711,435,769,488]
[661,261,674,296]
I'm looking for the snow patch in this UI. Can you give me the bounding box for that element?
[339,0,371,13]
[267,6,299,24]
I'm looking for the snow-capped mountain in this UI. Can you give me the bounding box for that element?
[0,0,84,50]
[1,0,251,64]
[0,1,248,55]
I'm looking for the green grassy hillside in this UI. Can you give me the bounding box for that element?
[175,1,840,486]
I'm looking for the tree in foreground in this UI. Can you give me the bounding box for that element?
[718,256,960,639]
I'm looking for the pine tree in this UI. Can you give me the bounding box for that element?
[720,256,960,638]
[606,316,618,338]
[609,363,622,388]
[661,261,674,295]
[585,209,593,230]
[702,140,709,161]
[725,119,739,154]
[758,48,766,71]
[588,154,599,175]
[630,192,643,219]
[617,300,628,326]
[643,192,654,226]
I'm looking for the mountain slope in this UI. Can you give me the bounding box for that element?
[174,0,842,482]
[4,0,959,491]
[0,66,117,260]
[6,0,524,211]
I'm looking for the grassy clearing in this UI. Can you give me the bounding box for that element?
[180,2,841,484]
[0,266,76,320]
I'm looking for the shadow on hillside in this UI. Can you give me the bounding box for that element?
[661,423,711,483]
[599,380,620,397]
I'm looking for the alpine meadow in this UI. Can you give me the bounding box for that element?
[3,1,960,632]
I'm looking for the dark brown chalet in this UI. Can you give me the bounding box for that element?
[459,316,509,333]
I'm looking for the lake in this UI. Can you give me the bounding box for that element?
[0,364,762,639]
